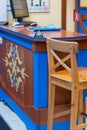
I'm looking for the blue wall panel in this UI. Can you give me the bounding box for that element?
[78,0,87,33]
[77,50,87,67]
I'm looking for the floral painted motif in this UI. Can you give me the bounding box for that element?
[3,43,29,93]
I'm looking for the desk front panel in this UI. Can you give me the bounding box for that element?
[0,38,71,125]
[1,39,33,107]
[0,27,87,127]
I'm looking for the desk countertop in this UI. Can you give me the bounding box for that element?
[0,25,87,41]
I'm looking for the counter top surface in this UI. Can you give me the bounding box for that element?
[0,25,87,41]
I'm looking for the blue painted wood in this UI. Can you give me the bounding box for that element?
[0,28,32,50]
[33,52,48,108]
[0,44,2,74]
[77,50,87,67]
[0,27,46,50]
[37,121,70,130]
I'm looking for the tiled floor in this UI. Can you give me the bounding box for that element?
[0,101,27,130]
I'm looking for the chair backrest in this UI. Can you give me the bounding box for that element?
[46,38,79,83]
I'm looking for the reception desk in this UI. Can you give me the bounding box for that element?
[0,26,87,130]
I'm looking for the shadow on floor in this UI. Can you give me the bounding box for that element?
[0,116,11,130]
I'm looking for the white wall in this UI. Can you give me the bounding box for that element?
[26,0,61,27]
[7,0,75,31]
[67,0,75,31]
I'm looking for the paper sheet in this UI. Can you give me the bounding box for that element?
[27,0,50,12]
[0,0,7,21]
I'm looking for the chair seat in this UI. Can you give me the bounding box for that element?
[52,67,87,82]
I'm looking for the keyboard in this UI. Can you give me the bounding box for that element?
[20,21,37,26]
[0,21,8,25]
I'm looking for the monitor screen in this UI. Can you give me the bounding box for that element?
[10,0,29,22]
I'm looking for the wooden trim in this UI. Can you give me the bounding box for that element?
[75,0,79,32]
[62,0,66,30]
[75,0,87,33]
[32,41,47,52]
[26,104,70,125]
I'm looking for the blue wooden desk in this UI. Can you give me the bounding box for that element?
[0,26,87,130]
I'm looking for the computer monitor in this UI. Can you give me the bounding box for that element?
[10,0,29,22]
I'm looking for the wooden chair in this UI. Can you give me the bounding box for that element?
[46,38,87,130]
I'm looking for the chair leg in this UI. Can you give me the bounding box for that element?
[47,84,55,130]
[78,91,83,130]
[70,89,79,130]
